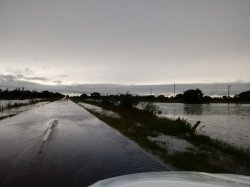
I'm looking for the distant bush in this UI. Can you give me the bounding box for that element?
[146,95,155,100]
[141,102,161,116]
[80,93,88,98]
[157,95,165,99]
[175,93,183,100]
[238,90,250,101]
[119,93,138,108]
[203,95,212,103]
[183,89,203,103]
[90,92,101,98]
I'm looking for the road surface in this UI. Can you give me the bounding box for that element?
[0,100,167,187]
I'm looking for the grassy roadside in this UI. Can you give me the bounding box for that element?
[72,98,250,175]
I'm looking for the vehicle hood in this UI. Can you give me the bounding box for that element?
[89,171,250,187]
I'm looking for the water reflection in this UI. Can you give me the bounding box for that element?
[183,104,203,115]
[156,103,250,148]
[227,103,230,116]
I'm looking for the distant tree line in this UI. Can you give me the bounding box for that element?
[0,88,64,100]
[78,89,250,104]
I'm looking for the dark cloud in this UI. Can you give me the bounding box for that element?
[5,68,34,76]
[52,80,63,85]
[24,77,48,81]
[0,74,16,82]
[0,73,48,83]
[0,73,60,91]
[0,73,65,89]
[23,68,34,74]
[58,74,69,78]
[0,0,250,84]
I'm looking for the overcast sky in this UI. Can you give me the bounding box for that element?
[0,0,250,86]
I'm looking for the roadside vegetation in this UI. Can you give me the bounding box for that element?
[77,89,250,104]
[72,94,250,175]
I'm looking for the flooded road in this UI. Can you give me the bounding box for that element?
[0,100,166,187]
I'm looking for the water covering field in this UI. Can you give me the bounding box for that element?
[0,99,32,107]
[156,103,250,149]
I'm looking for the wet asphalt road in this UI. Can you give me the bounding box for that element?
[0,100,167,187]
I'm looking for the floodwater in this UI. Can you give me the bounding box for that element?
[156,103,250,149]
[0,100,166,187]
[0,99,32,107]
[0,101,48,118]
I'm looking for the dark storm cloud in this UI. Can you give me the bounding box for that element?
[24,76,48,81]
[0,73,64,86]
[6,68,34,76]
[0,0,249,84]
[52,80,63,85]
[0,74,16,82]
[58,74,69,78]
[2,67,66,84]
[0,73,46,82]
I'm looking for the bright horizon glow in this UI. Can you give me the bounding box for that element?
[4,72,249,87]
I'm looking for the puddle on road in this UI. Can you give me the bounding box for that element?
[0,101,49,119]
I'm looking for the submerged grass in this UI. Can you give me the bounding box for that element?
[73,98,250,175]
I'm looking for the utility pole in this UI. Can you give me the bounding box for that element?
[173,83,176,97]
[227,85,231,98]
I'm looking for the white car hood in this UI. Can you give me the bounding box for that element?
[89,171,250,187]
